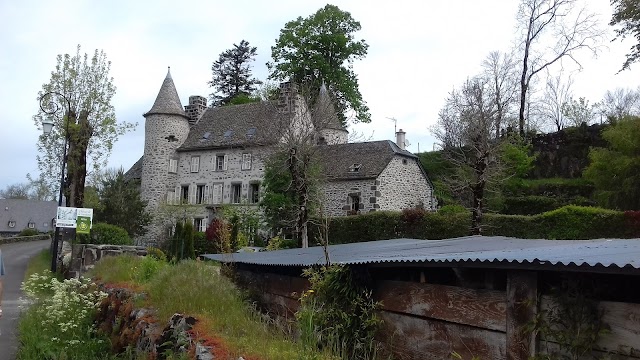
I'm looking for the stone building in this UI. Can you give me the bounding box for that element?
[126,69,436,244]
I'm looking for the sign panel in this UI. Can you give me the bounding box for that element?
[56,207,93,229]
[76,216,91,234]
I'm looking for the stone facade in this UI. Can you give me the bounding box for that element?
[321,179,378,217]
[377,156,435,210]
[319,128,349,145]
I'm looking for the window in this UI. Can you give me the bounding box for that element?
[194,218,206,232]
[212,184,223,204]
[190,156,200,173]
[349,164,362,172]
[196,185,205,204]
[402,158,408,165]
[181,185,189,204]
[242,153,252,170]
[246,127,256,140]
[215,155,228,171]
[249,183,260,204]
[168,159,178,173]
[8,220,15,228]
[28,222,35,229]
[231,184,241,204]
[349,195,361,211]
[223,130,233,141]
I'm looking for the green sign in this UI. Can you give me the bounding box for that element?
[76,216,92,234]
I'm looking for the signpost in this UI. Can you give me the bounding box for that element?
[55,207,93,230]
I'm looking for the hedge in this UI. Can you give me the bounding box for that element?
[79,222,133,245]
[325,206,639,244]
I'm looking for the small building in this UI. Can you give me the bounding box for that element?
[205,236,640,360]
[0,199,57,237]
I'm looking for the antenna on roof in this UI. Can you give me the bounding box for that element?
[386,117,397,134]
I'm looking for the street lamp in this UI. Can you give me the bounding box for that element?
[39,92,72,273]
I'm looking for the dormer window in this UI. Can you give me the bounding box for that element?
[223,130,233,141]
[8,220,16,228]
[28,222,35,229]
[246,127,256,140]
[349,164,362,172]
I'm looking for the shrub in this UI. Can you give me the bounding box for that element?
[502,196,560,215]
[85,222,132,245]
[146,247,167,262]
[183,221,196,260]
[18,228,39,236]
[437,204,467,215]
[205,218,231,253]
[538,205,625,239]
[266,236,298,250]
[624,211,640,238]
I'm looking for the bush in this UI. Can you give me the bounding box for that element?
[266,236,298,250]
[83,222,132,245]
[18,228,39,236]
[538,206,625,239]
[502,196,561,215]
[205,218,230,253]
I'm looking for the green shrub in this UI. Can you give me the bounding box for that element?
[193,231,207,256]
[502,196,561,215]
[266,236,298,250]
[85,222,132,245]
[18,228,39,236]
[437,204,467,215]
[146,247,167,261]
[538,205,625,239]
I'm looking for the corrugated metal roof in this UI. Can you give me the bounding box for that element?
[201,236,640,271]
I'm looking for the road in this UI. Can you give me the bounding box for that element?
[0,240,50,360]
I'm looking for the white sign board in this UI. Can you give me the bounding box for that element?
[55,207,94,229]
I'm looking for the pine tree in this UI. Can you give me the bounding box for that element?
[208,40,262,106]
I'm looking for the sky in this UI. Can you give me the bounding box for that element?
[0,0,638,192]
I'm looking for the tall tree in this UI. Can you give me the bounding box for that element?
[610,0,640,71]
[482,51,519,137]
[515,0,603,135]
[33,45,135,207]
[268,4,370,125]
[562,96,595,127]
[94,169,151,238]
[208,40,262,106]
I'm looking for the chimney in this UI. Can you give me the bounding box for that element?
[396,129,406,150]
[184,95,207,125]
[278,81,298,113]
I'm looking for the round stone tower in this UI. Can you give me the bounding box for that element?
[140,67,190,245]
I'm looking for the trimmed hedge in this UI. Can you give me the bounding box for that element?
[82,222,133,245]
[326,206,639,244]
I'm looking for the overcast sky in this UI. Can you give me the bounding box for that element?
[0,0,638,191]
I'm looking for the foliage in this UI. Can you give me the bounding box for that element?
[17,271,110,359]
[167,220,196,260]
[204,218,231,254]
[33,45,135,206]
[0,182,31,199]
[146,247,167,261]
[610,0,640,71]
[183,221,196,260]
[81,222,132,245]
[18,228,40,236]
[583,116,640,210]
[94,169,151,238]
[499,136,536,178]
[268,4,370,124]
[265,235,298,251]
[417,151,456,205]
[297,265,381,359]
[260,153,297,231]
[90,256,340,359]
[528,277,607,360]
[561,97,595,127]
[208,40,262,106]
[223,204,263,247]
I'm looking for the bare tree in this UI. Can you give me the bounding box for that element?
[539,70,574,131]
[0,183,31,199]
[515,0,604,135]
[433,77,501,235]
[482,51,519,137]
[598,87,640,121]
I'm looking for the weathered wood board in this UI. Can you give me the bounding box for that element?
[378,310,507,360]
[375,280,507,331]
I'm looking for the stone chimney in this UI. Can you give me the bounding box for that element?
[396,129,406,150]
[184,95,207,125]
[278,81,299,113]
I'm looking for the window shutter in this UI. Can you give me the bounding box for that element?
[213,184,222,204]
[191,157,200,172]
[223,155,228,170]
[166,191,173,204]
[175,186,181,205]
[189,185,196,204]
[204,185,210,204]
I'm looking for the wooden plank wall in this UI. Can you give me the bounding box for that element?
[235,269,640,360]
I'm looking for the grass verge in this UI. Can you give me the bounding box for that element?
[90,255,338,360]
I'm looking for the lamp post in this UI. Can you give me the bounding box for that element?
[40,92,72,273]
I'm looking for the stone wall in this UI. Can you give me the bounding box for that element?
[320,178,377,217]
[377,156,436,211]
[64,243,147,277]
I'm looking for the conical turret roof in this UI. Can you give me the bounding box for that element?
[313,81,345,131]
[144,67,188,118]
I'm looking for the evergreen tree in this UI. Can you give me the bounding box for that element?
[208,40,262,106]
[94,169,151,238]
[183,221,196,259]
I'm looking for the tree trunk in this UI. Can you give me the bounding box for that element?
[471,154,487,235]
[67,110,92,208]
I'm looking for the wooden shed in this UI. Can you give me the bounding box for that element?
[204,236,640,360]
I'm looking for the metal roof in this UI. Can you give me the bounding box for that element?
[201,236,640,273]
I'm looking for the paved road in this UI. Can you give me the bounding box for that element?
[0,240,50,360]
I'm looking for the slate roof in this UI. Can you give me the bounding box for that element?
[144,68,188,118]
[316,140,417,181]
[0,199,57,234]
[124,156,143,182]
[178,101,294,151]
[313,82,345,131]
[202,236,640,275]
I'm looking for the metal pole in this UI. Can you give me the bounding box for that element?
[51,117,69,273]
